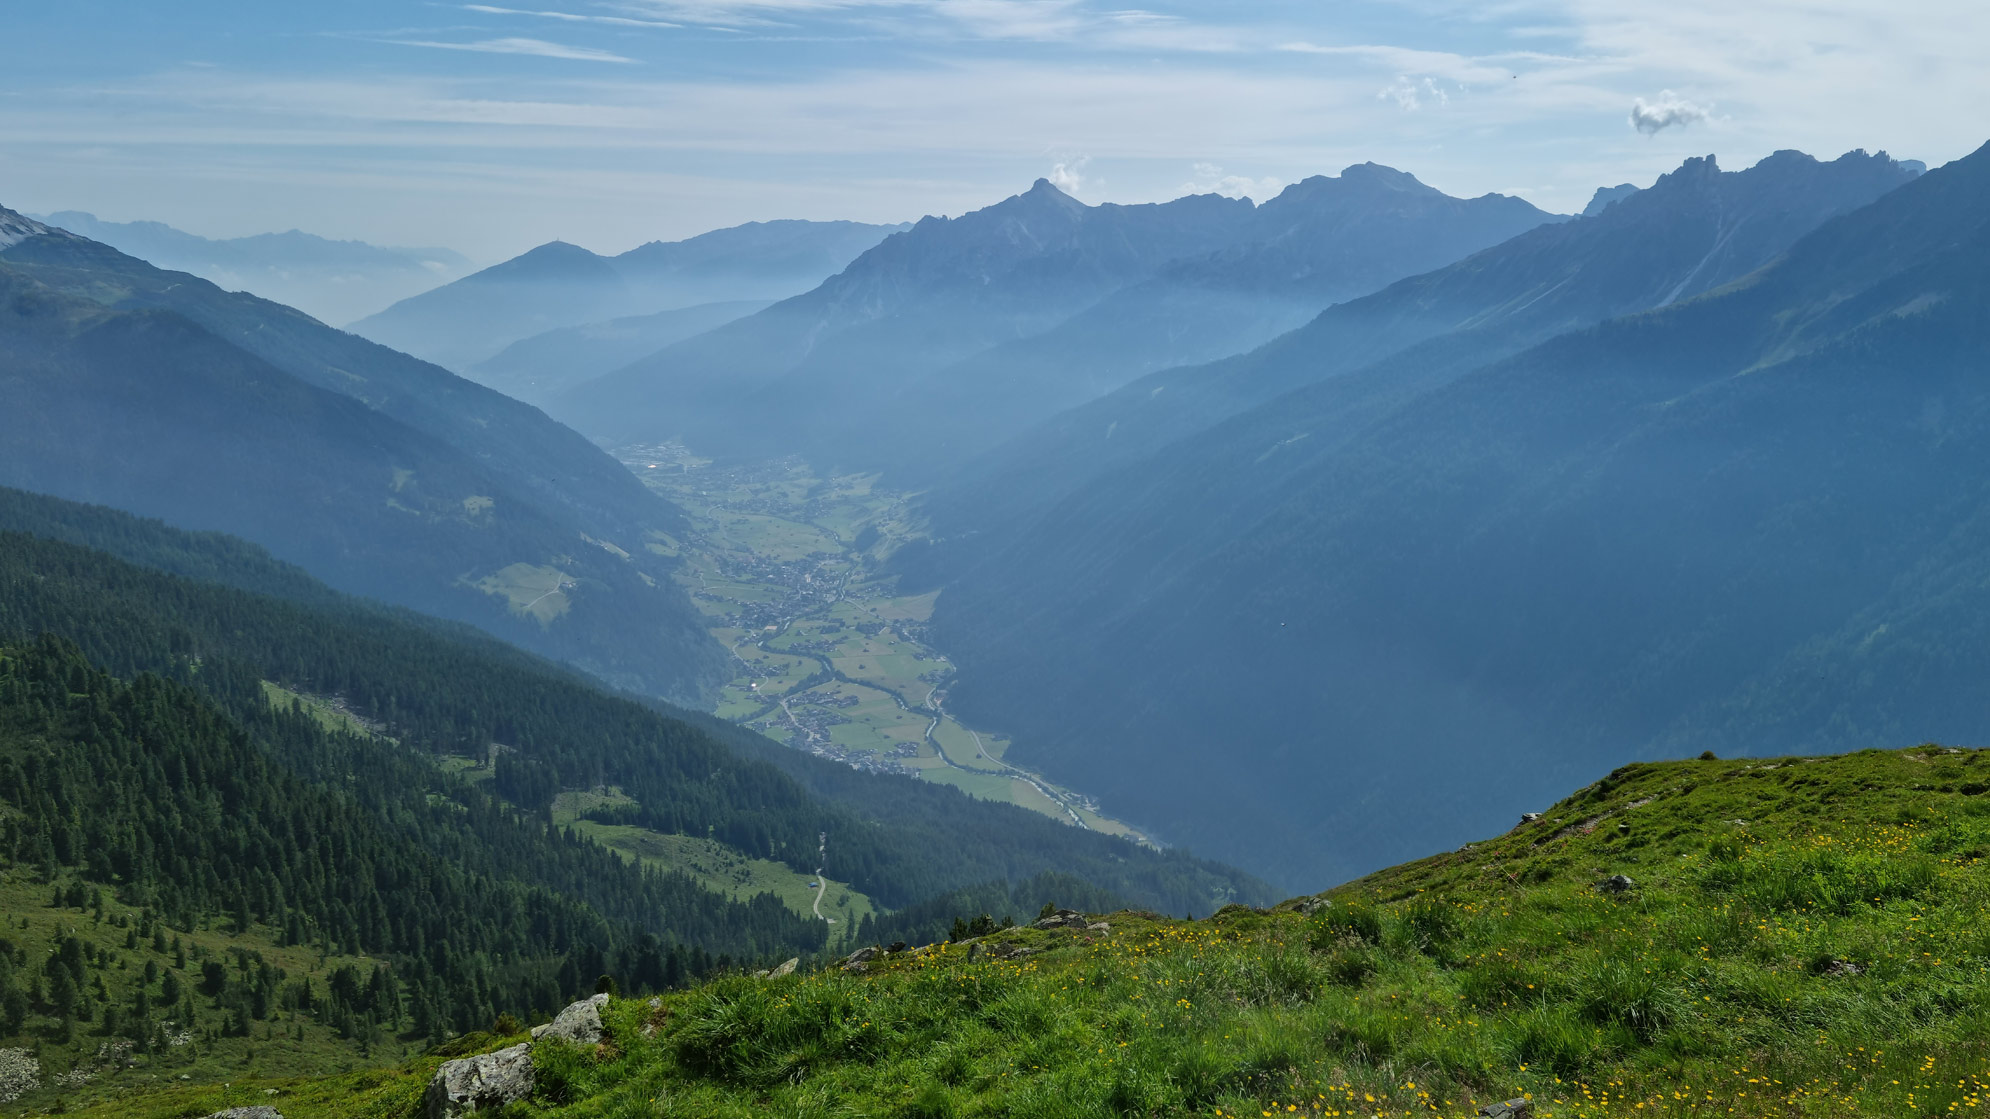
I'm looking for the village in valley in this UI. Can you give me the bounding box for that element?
[618,442,1148,844]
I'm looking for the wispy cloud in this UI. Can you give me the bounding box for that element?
[1379,75,1451,111]
[1181,162,1282,201]
[1629,89,1707,134]
[610,0,1231,47]
[1047,154,1093,195]
[463,5,682,28]
[390,36,639,62]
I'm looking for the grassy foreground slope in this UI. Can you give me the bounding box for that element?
[87,744,1990,1118]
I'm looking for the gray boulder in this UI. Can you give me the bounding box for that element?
[1597,874,1635,895]
[768,957,799,979]
[1032,908,1090,930]
[204,1109,284,1119]
[841,946,881,970]
[1479,1099,1533,1118]
[531,994,609,1046]
[425,1042,534,1119]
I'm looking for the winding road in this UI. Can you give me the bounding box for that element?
[810,832,833,923]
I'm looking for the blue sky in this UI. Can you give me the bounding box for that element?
[2,1,1981,261]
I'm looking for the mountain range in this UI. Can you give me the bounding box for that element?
[910,145,1979,887]
[915,148,1924,538]
[351,220,908,372]
[0,205,727,705]
[32,210,471,326]
[549,168,1562,479]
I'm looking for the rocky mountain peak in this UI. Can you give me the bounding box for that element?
[0,205,55,250]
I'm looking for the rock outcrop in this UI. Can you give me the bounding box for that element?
[1032,908,1091,930]
[1479,1099,1533,1118]
[531,994,609,1047]
[204,1109,285,1119]
[425,1042,534,1119]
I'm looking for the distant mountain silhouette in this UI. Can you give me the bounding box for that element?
[36,210,470,325]
[468,300,771,406]
[350,220,906,371]
[551,169,1559,477]
[917,146,1961,887]
[0,206,728,704]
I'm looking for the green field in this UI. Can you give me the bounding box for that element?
[550,792,875,951]
[261,681,386,740]
[467,562,573,624]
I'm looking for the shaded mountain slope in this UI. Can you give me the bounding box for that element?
[0,248,723,703]
[926,142,1985,887]
[0,216,681,547]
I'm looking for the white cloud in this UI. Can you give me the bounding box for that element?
[609,0,1235,47]
[1379,75,1451,111]
[1047,155,1093,195]
[1181,162,1282,200]
[1629,89,1707,134]
[463,5,682,28]
[389,37,638,63]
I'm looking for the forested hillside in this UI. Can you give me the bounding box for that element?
[0,491,1267,1106]
[0,496,1266,915]
[0,633,819,1107]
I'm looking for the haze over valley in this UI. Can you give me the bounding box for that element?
[6,3,1990,1115]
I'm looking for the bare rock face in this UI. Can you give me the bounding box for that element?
[1032,908,1090,930]
[531,994,610,1047]
[841,946,881,971]
[767,957,800,979]
[425,1042,534,1119]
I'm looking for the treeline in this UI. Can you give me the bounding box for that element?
[0,486,1273,918]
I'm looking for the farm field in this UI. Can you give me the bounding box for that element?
[549,791,874,951]
[618,443,1151,844]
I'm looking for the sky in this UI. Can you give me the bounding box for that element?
[2,0,1983,263]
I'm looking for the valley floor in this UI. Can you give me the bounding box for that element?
[620,444,1148,844]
